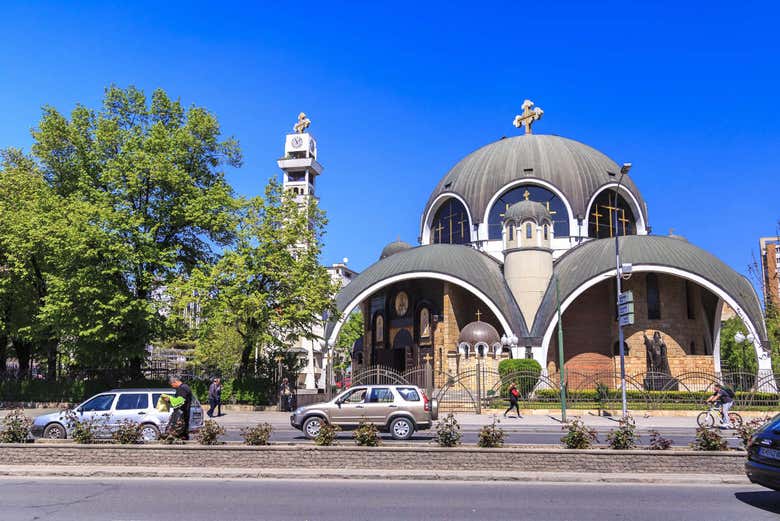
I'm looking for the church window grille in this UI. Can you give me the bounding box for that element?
[588,190,637,239]
[431,198,469,245]
[488,185,568,239]
[526,223,532,239]
[646,273,661,320]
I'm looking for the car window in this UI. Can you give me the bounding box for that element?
[81,394,115,412]
[115,393,149,410]
[368,388,394,403]
[397,388,420,401]
[342,388,367,404]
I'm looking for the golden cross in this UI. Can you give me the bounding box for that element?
[618,209,630,236]
[513,99,544,135]
[434,222,444,242]
[475,309,482,321]
[523,189,531,200]
[591,208,603,232]
[499,202,510,218]
[544,201,557,216]
[423,354,432,363]
[458,216,467,237]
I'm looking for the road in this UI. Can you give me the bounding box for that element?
[0,477,777,520]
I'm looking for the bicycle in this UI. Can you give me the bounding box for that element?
[696,404,743,429]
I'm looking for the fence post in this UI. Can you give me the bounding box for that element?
[423,354,433,399]
[475,358,482,415]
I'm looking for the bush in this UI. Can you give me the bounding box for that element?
[112,420,144,444]
[314,423,340,446]
[477,417,505,448]
[196,419,225,445]
[498,359,542,399]
[0,409,33,443]
[735,416,772,449]
[241,423,273,445]
[160,418,185,445]
[353,418,381,447]
[434,413,462,447]
[561,418,598,449]
[691,427,728,451]
[648,430,673,450]
[63,409,100,444]
[606,415,637,450]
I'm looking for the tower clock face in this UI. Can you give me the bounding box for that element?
[291,136,303,148]
[394,291,409,317]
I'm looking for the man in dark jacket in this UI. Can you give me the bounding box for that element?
[207,377,222,417]
[168,376,193,439]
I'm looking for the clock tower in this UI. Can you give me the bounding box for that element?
[277,112,323,202]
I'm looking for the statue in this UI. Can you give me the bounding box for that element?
[293,112,311,133]
[420,308,431,341]
[643,331,677,391]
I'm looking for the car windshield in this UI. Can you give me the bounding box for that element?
[80,394,115,412]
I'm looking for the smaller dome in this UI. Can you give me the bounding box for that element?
[503,199,551,225]
[380,239,412,260]
[458,320,501,347]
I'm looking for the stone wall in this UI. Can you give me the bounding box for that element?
[0,444,745,475]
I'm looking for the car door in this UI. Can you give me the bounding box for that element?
[76,393,117,436]
[363,387,396,423]
[111,392,151,431]
[330,387,368,424]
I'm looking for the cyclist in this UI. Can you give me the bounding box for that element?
[705,383,734,428]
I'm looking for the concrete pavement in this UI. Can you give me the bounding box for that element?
[0,477,777,521]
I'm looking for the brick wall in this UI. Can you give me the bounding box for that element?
[0,444,745,474]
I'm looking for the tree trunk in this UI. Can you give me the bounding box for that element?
[14,340,31,379]
[0,333,7,374]
[46,339,57,380]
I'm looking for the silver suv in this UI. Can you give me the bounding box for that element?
[30,388,205,441]
[290,385,438,440]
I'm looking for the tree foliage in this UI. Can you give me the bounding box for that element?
[719,316,758,373]
[334,311,363,374]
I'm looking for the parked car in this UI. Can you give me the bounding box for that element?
[30,388,205,441]
[290,385,438,440]
[745,413,780,491]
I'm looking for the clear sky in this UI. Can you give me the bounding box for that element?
[1,2,778,291]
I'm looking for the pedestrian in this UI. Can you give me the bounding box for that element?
[503,382,522,418]
[167,375,193,440]
[279,377,293,412]
[207,377,222,418]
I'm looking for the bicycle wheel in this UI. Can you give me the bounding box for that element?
[728,412,743,429]
[697,411,714,428]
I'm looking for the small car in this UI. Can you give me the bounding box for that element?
[290,384,438,440]
[30,388,204,441]
[745,413,780,491]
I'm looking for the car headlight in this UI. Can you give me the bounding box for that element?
[293,408,303,415]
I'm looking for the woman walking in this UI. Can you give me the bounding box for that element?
[503,382,522,418]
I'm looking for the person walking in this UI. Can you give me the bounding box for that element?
[503,382,522,418]
[167,376,193,440]
[279,377,293,412]
[207,377,222,418]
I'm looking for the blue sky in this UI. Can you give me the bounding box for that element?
[1,2,778,292]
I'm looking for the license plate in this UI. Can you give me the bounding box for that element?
[758,447,780,460]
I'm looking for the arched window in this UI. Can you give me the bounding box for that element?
[508,225,514,241]
[646,273,661,320]
[431,198,470,244]
[588,189,637,239]
[543,224,549,240]
[525,223,532,239]
[488,185,568,240]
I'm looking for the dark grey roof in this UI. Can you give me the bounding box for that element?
[326,244,528,339]
[423,134,646,225]
[380,239,413,260]
[458,320,501,346]
[531,235,767,342]
[504,199,552,224]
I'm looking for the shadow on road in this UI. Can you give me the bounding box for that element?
[734,491,780,514]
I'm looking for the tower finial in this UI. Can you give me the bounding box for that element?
[513,100,544,135]
[293,112,311,133]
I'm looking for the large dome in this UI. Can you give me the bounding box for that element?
[423,134,647,226]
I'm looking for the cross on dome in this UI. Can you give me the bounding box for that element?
[513,100,544,135]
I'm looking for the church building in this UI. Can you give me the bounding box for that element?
[323,100,772,382]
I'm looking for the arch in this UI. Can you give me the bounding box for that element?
[585,183,648,236]
[421,193,474,245]
[482,179,576,237]
[326,271,517,349]
[392,329,413,349]
[539,266,771,375]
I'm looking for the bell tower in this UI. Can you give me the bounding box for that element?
[277,112,323,202]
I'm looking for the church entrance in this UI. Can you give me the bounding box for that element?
[392,329,413,372]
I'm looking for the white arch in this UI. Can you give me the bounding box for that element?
[326,271,515,347]
[482,179,577,238]
[539,266,771,374]
[584,183,648,236]
[420,193,475,245]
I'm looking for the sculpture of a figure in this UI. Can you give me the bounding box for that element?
[293,112,311,133]
[643,331,671,374]
[420,308,430,340]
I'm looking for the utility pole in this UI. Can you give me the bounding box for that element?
[555,275,567,422]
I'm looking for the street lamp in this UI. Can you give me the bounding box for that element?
[501,333,519,358]
[614,162,632,419]
[734,331,755,371]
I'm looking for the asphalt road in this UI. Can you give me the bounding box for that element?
[0,478,777,521]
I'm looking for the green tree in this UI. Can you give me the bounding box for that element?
[719,316,758,373]
[170,179,337,376]
[23,85,241,372]
[334,311,363,375]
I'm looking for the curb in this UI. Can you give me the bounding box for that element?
[0,465,751,485]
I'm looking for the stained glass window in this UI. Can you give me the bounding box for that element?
[588,190,636,239]
[488,185,568,240]
[431,198,470,244]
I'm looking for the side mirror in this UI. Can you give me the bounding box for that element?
[75,407,83,414]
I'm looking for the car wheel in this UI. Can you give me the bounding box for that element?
[43,423,66,439]
[390,417,414,440]
[303,417,324,439]
[140,424,160,442]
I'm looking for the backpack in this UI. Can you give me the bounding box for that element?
[723,386,736,399]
